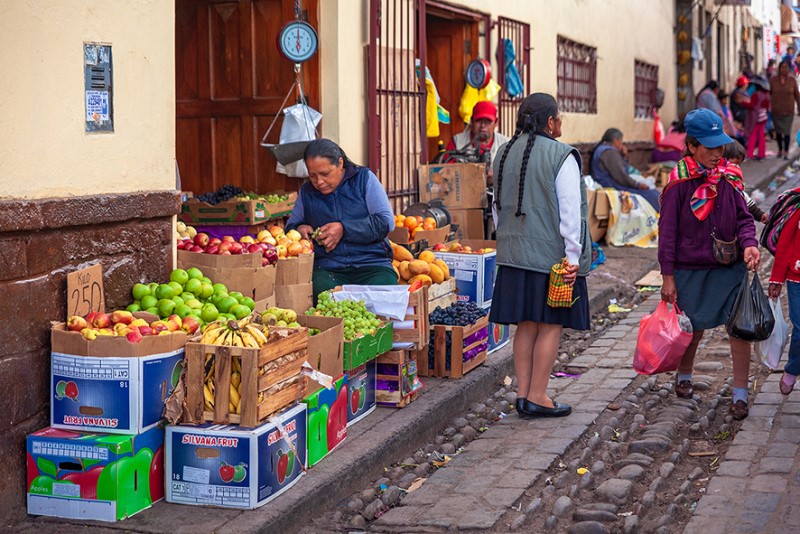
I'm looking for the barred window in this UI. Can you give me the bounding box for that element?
[634,60,659,119]
[557,36,597,114]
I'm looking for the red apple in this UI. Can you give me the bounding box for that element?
[218,241,234,253]
[91,312,111,329]
[138,325,153,336]
[218,250,232,255]
[126,329,143,343]
[206,245,219,255]
[208,237,222,247]
[111,310,134,325]
[67,315,88,332]
[433,243,446,251]
[222,235,235,242]
[190,245,205,253]
[261,256,269,267]
[167,314,183,330]
[229,242,243,254]
[248,243,262,254]
[150,321,169,334]
[181,316,201,335]
[61,465,104,499]
[194,233,210,247]
[85,311,100,325]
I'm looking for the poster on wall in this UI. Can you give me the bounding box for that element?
[764,26,778,62]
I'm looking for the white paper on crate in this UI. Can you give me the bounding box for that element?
[333,285,410,320]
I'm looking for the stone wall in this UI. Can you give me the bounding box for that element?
[0,191,179,523]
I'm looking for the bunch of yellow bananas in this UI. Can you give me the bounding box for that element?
[200,316,269,348]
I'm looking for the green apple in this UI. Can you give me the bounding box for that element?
[171,296,185,308]
[140,295,158,310]
[126,302,142,313]
[175,304,193,319]
[201,277,213,285]
[229,291,244,303]
[180,291,195,302]
[212,283,228,294]
[241,297,256,311]
[185,298,202,310]
[168,281,184,296]
[170,269,189,286]
[199,282,214,300]
[230,304,251,320]
[157,299,176,318]
[145,307,160,316]
[184,278,203,296]
[132,283,150,301]
[187,267,204,280]
[155,284,174,300]
[201,303,219,323]
[148,282,159,294]
[218,296,238,314]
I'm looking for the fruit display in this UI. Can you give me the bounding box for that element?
[390,243,451,286]
[177,233,279,267]
[126,268,256,325]
[176,221,197,241]
[306,292,381,341]
[260,225,314,259]
[233,192,290,204]
[260,307,300,327]
[427,302,489,374]
[65,309,198,342]
[429,301,488,327]
[195,185,245,205]
[430,241,494,254]
[393,214,437,241]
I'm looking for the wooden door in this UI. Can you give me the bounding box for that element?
[175,0,319,195]
[425,15,479,159]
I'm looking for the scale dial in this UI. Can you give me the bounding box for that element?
[278,20,318,63]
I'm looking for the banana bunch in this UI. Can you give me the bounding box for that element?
[200,316,268,348]
[261,307,300,328]
[202,348,245,413]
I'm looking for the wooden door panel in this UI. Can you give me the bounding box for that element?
[176,0,319,195]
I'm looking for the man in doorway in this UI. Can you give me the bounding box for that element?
[445,100,510,186]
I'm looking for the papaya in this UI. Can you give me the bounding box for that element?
[408,260,431,276]
[392,259,400,268]
[428,263,445,284]
[408,274,433,288]
[433,259,450,280]
[393,265,401,282]
[398,260,412,281]
[418,250,436,263]
[392,243,413,262]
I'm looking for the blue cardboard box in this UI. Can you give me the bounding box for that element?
[165,403,306,509]
[26,425,165,522]
[51,349,184,434]
[433,240,496,307]
[346,360,376,426]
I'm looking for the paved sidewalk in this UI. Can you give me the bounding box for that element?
[684,374,800,534]
[373,299,658,531]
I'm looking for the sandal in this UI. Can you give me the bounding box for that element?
[675,380,694,399]
[730,400,749,420]
[780,375,795,396]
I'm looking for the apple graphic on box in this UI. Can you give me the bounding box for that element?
[97,448,154,515]
[350,386,360,415]
[276,451,288,484]
[327,384,348,450]
[28,475,77,496]
[359,384,366,410]
[307,404,329,465]
[232,462,247,483]
[149,446,165,502]
[219,462,235,483]
[61,464,104,499]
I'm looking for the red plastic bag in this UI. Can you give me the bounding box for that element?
[633,301,693,375]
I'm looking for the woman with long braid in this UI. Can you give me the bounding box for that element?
[490,93,592,418]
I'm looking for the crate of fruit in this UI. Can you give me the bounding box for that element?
[420,302,489,378]
[388,285,429,351]
[181,190,297,226]
[376,350,423,407]
[184,318,308,427]
[428,278,457,310]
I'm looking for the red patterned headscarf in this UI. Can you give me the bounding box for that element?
[663,156,744,221]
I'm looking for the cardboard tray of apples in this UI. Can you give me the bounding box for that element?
[54,311,190,358]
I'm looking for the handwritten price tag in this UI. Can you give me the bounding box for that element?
[67,264,105,319]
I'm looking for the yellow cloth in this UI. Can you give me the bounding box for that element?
[604,189,659,248]
[458,79,502,124]
[425,77,439,138]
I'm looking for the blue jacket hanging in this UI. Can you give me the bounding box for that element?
[501,39,524,98]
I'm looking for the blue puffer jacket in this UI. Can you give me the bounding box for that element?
[287,167,393,270]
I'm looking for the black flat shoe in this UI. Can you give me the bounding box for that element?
[522,399,572,418]
[515,397,535,419]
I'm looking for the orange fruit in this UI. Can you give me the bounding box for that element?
[404,217,418,230]
[414,215,423,224]
[424,217,436,228]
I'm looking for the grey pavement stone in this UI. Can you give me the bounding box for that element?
[381,486,403,506]
[579,369,612,384]
[544,515,559,531]
[659,462,675,479]
[774,428,800,442]
[610,369,639,379]
[743,492,781,512]
[349,514,367,529]
[538,438,574,455]
[683,515,730,534]
[715,460,751,478]
[623,514,639,534]
[578,471,594,489]
[780,415,800,428]
[568,521,610,534]
[568,356,597,369]
[496,468,542,489]
[726,445,761,461]
[509,513,527,530]
[617,464,646,480]
[740,416,774,432]
[595,358,617,368]
[591,338,617,347]
[748,404,780,417]
[766,441,799,458]
[594,478,633,505]
[694,361,725,372]
[553,495,574,517]
[749,474,789,493]
[781,402,800,414]
[732,430,771,446]
[602,379,634,390]
[484,487,526,508]
[628,438,670,454]
[753,393,785,405]
[694,495,735,516]
[572,509,618,522]
[526,497,543,514]
[514,454,557,471]
[582,347,611,356]
[550,424,588,439]
[735,511,775,533]
[758,457,793,474]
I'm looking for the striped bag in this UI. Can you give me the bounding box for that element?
[547,258,577,308]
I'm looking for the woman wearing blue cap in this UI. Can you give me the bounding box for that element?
[658,108,760,420]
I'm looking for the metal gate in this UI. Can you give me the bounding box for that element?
[497,17,530,137]
[368,0,427,213]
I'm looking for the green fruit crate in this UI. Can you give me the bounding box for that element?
[180,192,297,225]
[343,322,393,371]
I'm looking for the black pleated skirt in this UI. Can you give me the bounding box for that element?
[489,266,590,330]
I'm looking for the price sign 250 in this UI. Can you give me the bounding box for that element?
[67,264,105,319]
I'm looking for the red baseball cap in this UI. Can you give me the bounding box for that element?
[736,75,749,88]
[472,100,497,121]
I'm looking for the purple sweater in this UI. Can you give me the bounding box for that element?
[658,177,757,275]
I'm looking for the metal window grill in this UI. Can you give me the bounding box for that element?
[368,0,427,213]
[497,17,530,137]
[557,36,597,114]
[634,60,659,119]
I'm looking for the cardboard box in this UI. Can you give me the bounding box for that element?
[432,240,497,307]
[418,163,488,209]
[165,403,306,509]
[376,350,423,407]
[303,375,348,467]
[448,208,486,241]
[343,322,394,370]
[346,360,376,426]
[275,283,313,313]
[27,425,164,522]
[587,189,611,243]
[389,224,451,246]
[298,315,344,396]
[484,304,510,354]
[177,250,276,303]
[180,192,297,226]
[50,321,186,434]
[276,254,314,286]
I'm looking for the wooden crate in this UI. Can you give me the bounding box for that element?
[430,316,489,378]
[185,328,308,427]
[428,278,457,310]
[376,350,422,407]
[390,286,429,351]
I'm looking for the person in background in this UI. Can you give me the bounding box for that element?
[446,100,510,186]
[770,59,800,160]
[782,45,798,75]
[742,76,771,160]
[764,58,778,80]
[590,128,661,211]
[768,197,800,395]
[730,75,751,140]
[286,139,397,300]
[722,141,768,223]
[659,108,760,421]
[653,119,687,163]
[696,80,735,133]
[718,90,744,145]
[490,92,591,419]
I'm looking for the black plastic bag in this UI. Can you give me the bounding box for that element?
[726,271,775,342]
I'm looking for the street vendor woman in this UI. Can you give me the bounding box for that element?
[286,138,397,299]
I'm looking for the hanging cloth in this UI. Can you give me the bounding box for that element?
[501,39,524,98]
[691,38,705,63]
[458,79,502,124]
[419,63,450,137]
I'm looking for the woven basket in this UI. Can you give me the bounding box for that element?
[547,258,576,308]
